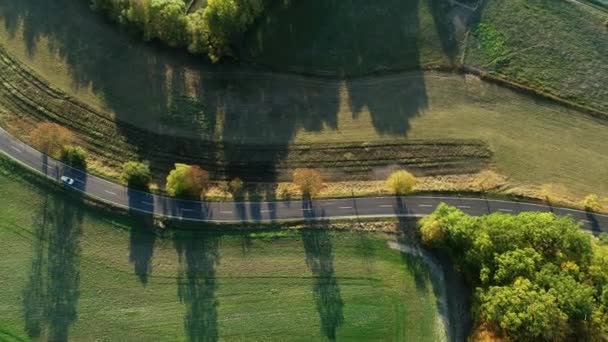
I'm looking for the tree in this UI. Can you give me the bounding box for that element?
[477,278,568,341]
[386,170,417,195]
[292,168,323,197]
[121,161,152,189]
[166,163,209,198]
[201,0,267,61]
[60,145,87,169]
[229,178,244,196]
[583,194,602,212]
[150,0,188,47]
[492,248,543,284]
[30,122,75,158]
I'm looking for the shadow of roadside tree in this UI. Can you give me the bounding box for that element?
[174,231,220,342]
[301,228,344,340]
[22,192,83,341]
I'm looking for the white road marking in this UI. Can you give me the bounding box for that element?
[181,208,194,212]
[339,206,353,209]
[142,201,154,206]
[458,205,471,209]
[379,205,393,208]
[220,211,233,214]
[498,209,513,212]
[104,190,117,196]
[301,208,313,211]
[580,220,592,224]
[260,210,273,213]
[418,204,434,208]
[10,145,21,153]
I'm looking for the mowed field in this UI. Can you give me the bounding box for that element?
[0,159,451,341]
[0,0,607,195]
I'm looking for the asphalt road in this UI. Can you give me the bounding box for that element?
[1,127,607,232]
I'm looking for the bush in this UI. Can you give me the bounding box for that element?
[60,145,87,169]
[292,168,323,197]
[583,194,602,212]
[166,163,209,198]
[229,178,244,196]
[386,170,417,195]
[30,122,75,158]
[121,161,152,189]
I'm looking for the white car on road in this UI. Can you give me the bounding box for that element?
[60,176,75,185]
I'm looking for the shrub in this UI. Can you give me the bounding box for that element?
[60,145,87,169]
[292,168,323,197]
[386,170,417,195]
[229,178,244,196]
[166,163,209,198]
[583,194,602,212]
[121,161,152,189]
[30,122,75,158]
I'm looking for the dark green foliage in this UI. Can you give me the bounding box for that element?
[121,161,152,189]
[420,204,608,341]
[60,145,87,170]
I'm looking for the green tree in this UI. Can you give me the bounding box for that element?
[150,0,188,47]
[583,194,602,212]
[229,178,244,196]
[121,161,152,189]
[477,278,568,341]
[493,248,542,284]
[60,145,88,170]
[166,163,209,198]
[386,170,417,195]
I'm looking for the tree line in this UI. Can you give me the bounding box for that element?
[89,0,268,61]
[419,204,608,341]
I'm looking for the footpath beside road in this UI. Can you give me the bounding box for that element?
[1,127,607,232]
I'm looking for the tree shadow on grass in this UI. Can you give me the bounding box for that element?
[22,191,83,342]
[174,231,220,342]
[127,189,157,285]
[301,227,344,340]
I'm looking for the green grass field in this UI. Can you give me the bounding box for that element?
[0,158,451,341]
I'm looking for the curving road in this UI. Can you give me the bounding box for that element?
[1,127,607,232]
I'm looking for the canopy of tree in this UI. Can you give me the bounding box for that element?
[419,204,608,341]
[121,161,152,189]
[89,0,268,61]
[165,163,209,198]
[29,122,75,158]
[60,145,88,170]
[386,170,417,195]
[292,168,324,197]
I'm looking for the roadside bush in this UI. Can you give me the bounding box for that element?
[583,194,602,212]
[420,204,608,341]
[292,168,323,197]
[60,145,88,169]
[229,177,244,196]
[30,122,75,158]
[386,170,417,195]
[166,163,209,198]
[121,161,152,189]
